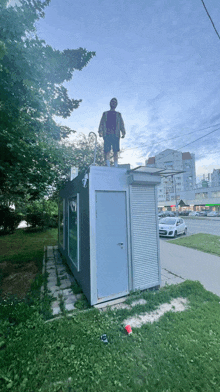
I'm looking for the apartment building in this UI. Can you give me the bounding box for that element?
[211,169,220,187]
[146,149,196,203]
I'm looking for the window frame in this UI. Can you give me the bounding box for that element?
[58,198,65,249]
[68,193,80,271]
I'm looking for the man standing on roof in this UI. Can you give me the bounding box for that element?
[98,98,126,167]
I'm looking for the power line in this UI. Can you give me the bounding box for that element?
[122,122,220,152]
[139,126,220,160]
[200,0,220,40]
[173,126,220,152]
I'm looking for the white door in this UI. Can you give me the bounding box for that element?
[96,191,128,299]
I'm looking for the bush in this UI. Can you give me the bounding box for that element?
[26,200,58,229]
[0,205,22,233]
[26,212,45,228]
[0,296,39,325]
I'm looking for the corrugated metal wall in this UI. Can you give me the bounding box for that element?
[130,185,159,290]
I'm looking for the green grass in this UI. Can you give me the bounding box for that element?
[1,280,220,391]
[0,228,58,268]
[0,228,58,321]
[168,233,220,257]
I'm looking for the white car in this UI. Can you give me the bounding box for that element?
[189,211,200,216]
[159,217,187,238]
[207,211,218,217]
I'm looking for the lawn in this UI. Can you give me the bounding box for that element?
[0,228,58,298]
[1,230,220,391]
[168,233,220,257]
[1,280,220,391]
[0,228,58,266]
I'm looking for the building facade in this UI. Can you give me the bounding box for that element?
[146,149,196,203]
[211,169,220,188]
[157,185,220,211]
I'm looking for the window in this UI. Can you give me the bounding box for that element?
[195,192,208,199]
[59,198,65,249]
[68,194,80,271]
[211,191,220,198]
[164,161,173,169]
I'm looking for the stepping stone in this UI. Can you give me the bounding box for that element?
[75,293,83,299]
[48,270,57,275]
[62,288,74,298]
[47,283,59,292]
[65,303,76,311]
[58,277,70,284]
[57,268,66,274]
[46,264,56,269]
[59,283,71,290]
[47,253,54,259]
[64,295,77,304]
[47,272,56,277]
[47,276,57,286]
[52,306,61,316]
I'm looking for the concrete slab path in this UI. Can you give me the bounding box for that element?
[41,246,83,317]
[160,240,220,298]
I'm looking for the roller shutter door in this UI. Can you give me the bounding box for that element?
[130,185,159,290]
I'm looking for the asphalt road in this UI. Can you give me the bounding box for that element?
[184,217,220,236]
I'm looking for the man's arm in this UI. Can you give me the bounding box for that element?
[120,114,126,138]
[98,112,105,137]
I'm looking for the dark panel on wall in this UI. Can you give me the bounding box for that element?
[58,172,91,303]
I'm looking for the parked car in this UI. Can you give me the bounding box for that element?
[207,211,219,217]
[179,210,190,216]
[159,217,187,238]
[189,211,200,216]
[198,211,207,216]
[158,211,175,219]
[164,211,175,217]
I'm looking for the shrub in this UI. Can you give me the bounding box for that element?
[26,199,58,229]
[0,205,22,233]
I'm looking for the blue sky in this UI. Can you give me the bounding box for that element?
[36,0,220,176]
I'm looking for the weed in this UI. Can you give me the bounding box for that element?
[71,282,83,295]
[74,295,90,310]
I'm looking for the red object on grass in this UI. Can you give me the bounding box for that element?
[125,325,132,334]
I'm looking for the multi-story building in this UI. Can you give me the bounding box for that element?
[146,149,196,203]
[211,169,220,188]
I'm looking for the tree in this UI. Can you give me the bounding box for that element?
[67,133,107,173]
[49,133,109,200]
[0,0,95,204]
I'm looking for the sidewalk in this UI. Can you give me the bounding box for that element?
[160,240,220,297]
[41,246,83,316]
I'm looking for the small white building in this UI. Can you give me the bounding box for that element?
[58,165,162,306]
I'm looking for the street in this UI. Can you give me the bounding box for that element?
[160,217,220,240]
[184,217,220,236]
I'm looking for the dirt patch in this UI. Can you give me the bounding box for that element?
[0,261,38,299]
[102,298,148,311]
[123,297,188,328]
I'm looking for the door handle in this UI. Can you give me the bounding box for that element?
[117,242,124,249]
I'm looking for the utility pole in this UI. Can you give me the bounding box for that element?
[172,175,178,216]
